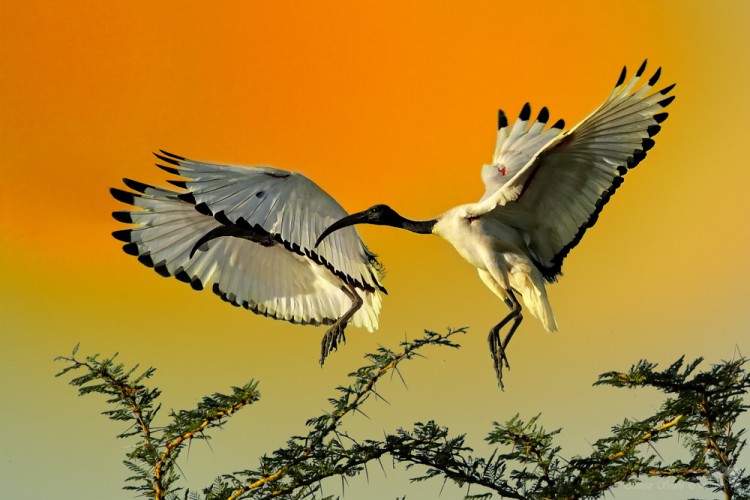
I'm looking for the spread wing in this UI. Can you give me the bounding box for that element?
[470,61,675,281]
[110,152,384,330]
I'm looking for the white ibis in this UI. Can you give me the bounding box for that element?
[111,159,385,363]
[315,61,673,385]
[112,61,673,387]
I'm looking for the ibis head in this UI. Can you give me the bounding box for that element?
[315,204,436,248]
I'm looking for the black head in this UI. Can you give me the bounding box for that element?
[352,204,402,224]
[315,204,436,248]
[315,204,402,248]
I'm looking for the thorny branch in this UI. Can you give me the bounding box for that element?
[57,334,749,500]
[227,328,466,499]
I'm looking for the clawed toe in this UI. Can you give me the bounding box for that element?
[487,307,522,389]
[320,321,347,365]
[499,344,511,370]
[488,329,509,390]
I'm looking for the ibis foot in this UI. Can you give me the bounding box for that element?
[487,298,523,389]
[320,320,348,365]
[319,284,362,366]
[488,328,510,390]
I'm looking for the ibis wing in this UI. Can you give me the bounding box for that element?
[110,158,383,330]
[153,152,384,294]
[480,105,565,202]
[472,62,675,281]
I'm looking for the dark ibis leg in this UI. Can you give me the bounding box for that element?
[487,290,523,389]
[320,284,363,365]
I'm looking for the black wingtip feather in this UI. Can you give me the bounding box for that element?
[138,252,155,267]
[658,95,675,107]
[659,83,676,95]
[646,125,661,137]
[636,59,647,77]
[112,211,133,223]
[519,102,531,121]
[537,107,549,124]
[641,138,655,151]
[123,243,139,256]
[190,277,203,291]
[159,150,186,161]
[156,164,180,175]
[551,118,565,130]
[110,187,136,205]
[653,112,669,123]
[112,230,131,242]
[497,109,508,129]
[154,261,170,277]
[616,66,627,87]
[236,217,252,230]
[123,178,151,194]
[168,180,188,189]
[174,268,191,283]
[648,67,662,86]
[214,210,232,226]
[154,152,181,166]
[178,192,197,204]
[632,149,646,166]
[194,202,212,215]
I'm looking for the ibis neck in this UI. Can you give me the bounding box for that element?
[397,217,437,234]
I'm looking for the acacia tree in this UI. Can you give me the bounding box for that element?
[57,328,749,499]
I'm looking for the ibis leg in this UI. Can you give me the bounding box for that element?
[487,290,523,389]
[320,284,363,365]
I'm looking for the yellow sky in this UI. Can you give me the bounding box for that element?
[2,2,749,498]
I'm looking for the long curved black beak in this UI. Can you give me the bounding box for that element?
[315,211,370,248]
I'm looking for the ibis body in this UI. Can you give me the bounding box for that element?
[112,61,674,386]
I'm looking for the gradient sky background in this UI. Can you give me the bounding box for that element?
[2,2,749,499]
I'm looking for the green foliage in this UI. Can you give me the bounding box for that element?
[57,332,749,499]
[55,345,260,498]
[594,355,750,498]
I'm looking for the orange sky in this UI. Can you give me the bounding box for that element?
[2,2,749,498]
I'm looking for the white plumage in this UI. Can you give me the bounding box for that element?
[111,157,384,361]
[314,60,674,386]
[112,61,673,385]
